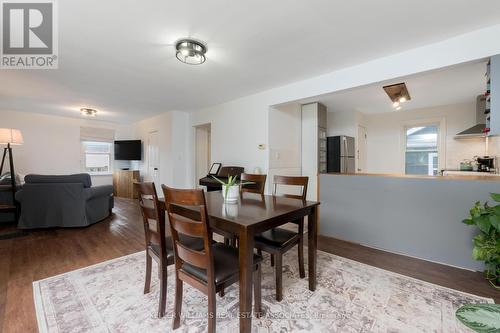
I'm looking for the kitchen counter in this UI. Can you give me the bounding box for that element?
[319,173,500,271]
[321,172,500,181]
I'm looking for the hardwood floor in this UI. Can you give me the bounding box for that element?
[0,197,497,332]
[0,198,145,333]
[318,235,500,304]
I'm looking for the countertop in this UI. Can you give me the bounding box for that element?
[320,172,500,181]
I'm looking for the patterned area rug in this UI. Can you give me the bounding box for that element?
[33,249,492,332]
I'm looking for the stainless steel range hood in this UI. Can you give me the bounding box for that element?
[455,95,487,138]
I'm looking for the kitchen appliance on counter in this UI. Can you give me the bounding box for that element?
[327,136,355,173]
[476,156,496,172]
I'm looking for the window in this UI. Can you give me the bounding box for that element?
[405,125,439,176]
[82,141,112,174]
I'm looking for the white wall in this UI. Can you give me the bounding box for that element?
[268,103,302,193]
[190,24,500,181]
[135,110,191,191]
[0,110,134,186]
[363,103,493,173]
[327,111,360,138]
[327,111,367,172]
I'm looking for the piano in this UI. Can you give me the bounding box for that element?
[199,166,244,192]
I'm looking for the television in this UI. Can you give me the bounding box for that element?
[114,140,142,160]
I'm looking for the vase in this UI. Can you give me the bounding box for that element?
[222,185,239,203]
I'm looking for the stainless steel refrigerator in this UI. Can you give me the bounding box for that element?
[327,136,355,173]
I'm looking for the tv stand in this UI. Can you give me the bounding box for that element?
[113,170,140,199]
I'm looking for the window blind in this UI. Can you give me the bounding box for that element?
[80,127,115,142]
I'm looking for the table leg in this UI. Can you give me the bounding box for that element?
[307,206,318,291]
[238,228,254,333]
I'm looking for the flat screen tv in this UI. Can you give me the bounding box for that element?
[114,140,141,160]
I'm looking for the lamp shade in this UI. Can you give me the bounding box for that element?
[0,128,24,145]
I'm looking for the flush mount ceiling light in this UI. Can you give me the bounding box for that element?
[383,82,411,110]
[175,38,207,65]
[80,108,98,117]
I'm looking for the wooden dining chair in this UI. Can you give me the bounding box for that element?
[240,173,267,195]
[254,175,308,301]
[162,185,262,333]
[134,182,204,318]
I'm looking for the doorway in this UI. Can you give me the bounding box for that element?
[357,125,367,172]
[147,131,160,191]
[194,124,211,188]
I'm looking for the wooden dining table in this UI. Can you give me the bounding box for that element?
[162,191,320,333]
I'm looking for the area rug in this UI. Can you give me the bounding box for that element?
[33,249,493,333]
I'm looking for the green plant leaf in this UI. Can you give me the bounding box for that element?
[474,215,491,234]
[473,246,488,261]
[211,176,228,185]
[489,215,500,232]
[456,304,500,333]
[463,218,474,225]
[490,193,500,203]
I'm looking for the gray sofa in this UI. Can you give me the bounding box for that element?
[15,174,114,229]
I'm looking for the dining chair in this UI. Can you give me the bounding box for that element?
[240,173,267,195]
[254,175,308,301]
[134,182,204,318]
[162,185,262,333]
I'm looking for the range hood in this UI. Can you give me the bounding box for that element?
[455,95,487,138]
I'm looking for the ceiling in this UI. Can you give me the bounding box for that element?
[309,60,487,114]
[1,0,500,123]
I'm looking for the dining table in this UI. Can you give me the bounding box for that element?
[162,191,320,333]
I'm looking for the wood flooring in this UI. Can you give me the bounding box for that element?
[0,197,497,332]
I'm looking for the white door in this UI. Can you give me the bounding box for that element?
[147,131,160,189]
[357,125,367,172]
[195,124,211,188]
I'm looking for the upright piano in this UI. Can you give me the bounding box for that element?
[199,166,244,192]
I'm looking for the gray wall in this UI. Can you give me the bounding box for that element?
[319,174,500,271]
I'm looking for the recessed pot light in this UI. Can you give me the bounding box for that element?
[175,38,207,65]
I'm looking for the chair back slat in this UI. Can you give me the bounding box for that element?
[273,175,309,200]
[134,182,168,257]
[175,242,208,269]
[169,213,205,238]
[139,204,158,220]
[162,185,213,273]
[241,173,267,195]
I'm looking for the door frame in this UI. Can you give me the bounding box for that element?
[194,123,211,188]
[356,125,367,173]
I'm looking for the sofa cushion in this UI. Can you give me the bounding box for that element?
[24,173,92,188]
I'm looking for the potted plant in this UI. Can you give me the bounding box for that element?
[462,193,500,288]
[211,175,252,203]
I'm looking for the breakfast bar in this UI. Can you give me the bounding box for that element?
[319,172,500,271]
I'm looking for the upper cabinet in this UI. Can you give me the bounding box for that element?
[488,55,500,136]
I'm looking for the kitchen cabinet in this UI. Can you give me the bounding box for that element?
[488,54,500,135]
[301,102,327,201]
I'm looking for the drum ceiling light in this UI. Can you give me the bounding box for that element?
[175,39,207,65]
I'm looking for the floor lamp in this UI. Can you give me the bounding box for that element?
[0,128,24,228]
